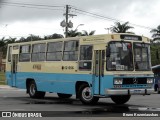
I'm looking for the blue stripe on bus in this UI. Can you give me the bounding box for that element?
[5,72,151,95]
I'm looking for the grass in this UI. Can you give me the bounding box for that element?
[0,72,6,85]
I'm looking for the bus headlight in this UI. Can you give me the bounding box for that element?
[114,79,123,85]
[147,78,153,84]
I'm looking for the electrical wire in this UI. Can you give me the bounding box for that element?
[71,5,154,30]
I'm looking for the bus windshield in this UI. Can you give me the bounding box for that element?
[106,42,133,71]
[134,43,151,71]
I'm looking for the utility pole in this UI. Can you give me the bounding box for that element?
[61,5,76,38]
[65,5,69,38]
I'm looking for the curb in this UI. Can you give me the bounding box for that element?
[0,85,12,89]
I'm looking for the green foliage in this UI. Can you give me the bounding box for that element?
[0,72,6,85]
[110,21,134,33]
[81,30,96,36]
[151,43,160,66]
[150,25,160,42]
[44,33,64,39]
[67,29,82,37]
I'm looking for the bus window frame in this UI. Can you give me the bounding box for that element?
[31,43,46,62]
[46,41,63,61]
[63,40,79,61]
[19,44,31,62]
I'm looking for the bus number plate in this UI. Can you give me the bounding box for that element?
[133,89,142,94]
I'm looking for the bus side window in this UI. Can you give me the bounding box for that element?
[19,45,31,62]
[63,41,79,61]
[79,45,93,71]
[47,42,62,61]
[32,43,46,62]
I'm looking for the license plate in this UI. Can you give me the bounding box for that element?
[133,89,142,94]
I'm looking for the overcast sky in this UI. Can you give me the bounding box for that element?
[0,0,160,39]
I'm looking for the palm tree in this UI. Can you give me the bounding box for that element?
[82,30,96,36]
[150,25,160,42]
[67,29,82,37]
[110,21,134,33]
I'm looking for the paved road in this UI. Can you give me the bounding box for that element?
[0,86,160,120]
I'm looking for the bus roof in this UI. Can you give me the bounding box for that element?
[151,65,160,70]
[7,33,150,46]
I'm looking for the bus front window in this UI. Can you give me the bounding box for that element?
[106,42,133,71]
[134,43,151,71]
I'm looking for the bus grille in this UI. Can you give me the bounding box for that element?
[123,78,147,84]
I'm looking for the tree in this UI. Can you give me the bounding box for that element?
[150,25,160,42]
[0,37,6,47]
[44,33,64,40]
[25,34,42,42]
[81,30,95,36]
[67,29,82,37]
[110,21,134,33]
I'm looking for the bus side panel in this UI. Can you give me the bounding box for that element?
[8,72,93,94]
[100,75,114,95]
[36,73,93,94]
[6,71,12,87]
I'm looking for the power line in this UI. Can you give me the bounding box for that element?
[1,1,64,8]
[71,5,154,30]
[1,3,64,11]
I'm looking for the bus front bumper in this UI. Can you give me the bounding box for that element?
[105,88,154,95]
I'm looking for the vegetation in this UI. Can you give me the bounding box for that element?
[150,25,160,42]
[81,30,96,36]
[151,43,160,66]
[0,72,6,85]
[110,21,134,33]
[67,29,82,37]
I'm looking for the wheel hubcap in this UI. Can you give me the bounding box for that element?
[30,84,36,95]
[82,87,93,101]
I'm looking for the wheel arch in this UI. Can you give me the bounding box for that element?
[75,81,90,98]
[26,78,35,93]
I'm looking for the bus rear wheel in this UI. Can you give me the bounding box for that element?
[78,84,99,105]
[111,95,131,104]
[28,81,45,98]
[57,93,72,98]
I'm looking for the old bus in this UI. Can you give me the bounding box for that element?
[6,33,154,104]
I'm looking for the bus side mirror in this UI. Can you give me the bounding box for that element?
[156,50,159,59]
[106,47,110,57]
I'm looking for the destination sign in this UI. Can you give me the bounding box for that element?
[120,35,142,41]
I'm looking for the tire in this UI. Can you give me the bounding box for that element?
[78,84,99,105]
[157,87,160,94]
[111,95,131,104]
[28,81,45,98]
[57,93,72,98]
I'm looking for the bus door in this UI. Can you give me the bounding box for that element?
[11,54,18,87]
[93,50,105,95]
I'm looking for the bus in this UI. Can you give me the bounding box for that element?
[6,33,154,104]
[152,65,160,94]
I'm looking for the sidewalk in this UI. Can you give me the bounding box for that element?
[0,85,12,89]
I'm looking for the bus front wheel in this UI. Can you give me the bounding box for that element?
[57,93,72,98]
[28,81,45,98]
[111,95,131,104]
[78,84,99,105]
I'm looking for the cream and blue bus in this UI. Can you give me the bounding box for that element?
[6,33,154,104]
